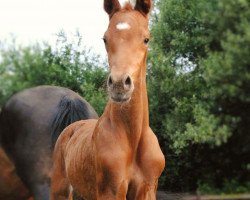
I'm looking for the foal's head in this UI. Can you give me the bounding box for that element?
[104,0,152,103]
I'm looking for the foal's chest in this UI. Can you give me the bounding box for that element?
[96,129,165,199]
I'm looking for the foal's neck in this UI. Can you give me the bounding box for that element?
[107,64,149,142]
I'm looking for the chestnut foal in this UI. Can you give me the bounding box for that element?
[50,0,165,199]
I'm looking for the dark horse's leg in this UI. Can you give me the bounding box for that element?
[32,182,50,200]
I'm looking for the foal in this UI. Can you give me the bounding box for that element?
[50,0,165,199]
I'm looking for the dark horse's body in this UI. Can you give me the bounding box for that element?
[0,86,98,200]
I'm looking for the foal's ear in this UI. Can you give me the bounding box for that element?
[104,0,121,17]
[135,0,152,16]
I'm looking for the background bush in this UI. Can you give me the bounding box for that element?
[148,0,250,193]
[0,31,107,115]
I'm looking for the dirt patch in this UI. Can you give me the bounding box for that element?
[156,192,250,200]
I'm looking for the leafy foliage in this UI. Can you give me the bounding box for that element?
[148,0,250,192]
[0,32,107,115]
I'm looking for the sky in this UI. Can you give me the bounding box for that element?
[0,0,115,58]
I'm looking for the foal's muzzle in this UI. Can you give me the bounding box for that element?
[107,74,134,103]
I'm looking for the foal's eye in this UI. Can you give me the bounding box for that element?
[144,38,150,45]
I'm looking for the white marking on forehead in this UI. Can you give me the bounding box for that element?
[118,0,136,8]
[116,22,131,30]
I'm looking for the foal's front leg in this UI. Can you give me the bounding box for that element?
[126,180,158,200]
[96,177,128,200]
[96,157,128,200]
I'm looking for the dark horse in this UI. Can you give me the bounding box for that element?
[0,85,98,200]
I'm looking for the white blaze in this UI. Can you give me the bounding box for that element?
[119,0,136,8]
[116,22,131,30]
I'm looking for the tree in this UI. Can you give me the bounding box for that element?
[148,0,250,192]
[0,32,107,115]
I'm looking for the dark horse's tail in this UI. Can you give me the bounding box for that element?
[0,109,3,144]
[51,95,98,147]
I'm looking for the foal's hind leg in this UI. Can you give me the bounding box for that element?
[50,128,73,200]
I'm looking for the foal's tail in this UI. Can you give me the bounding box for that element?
[51,95,98,147]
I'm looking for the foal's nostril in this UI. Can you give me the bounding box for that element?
[108,75,113,87]
[125,76,131,86]
[124,76,132,89]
